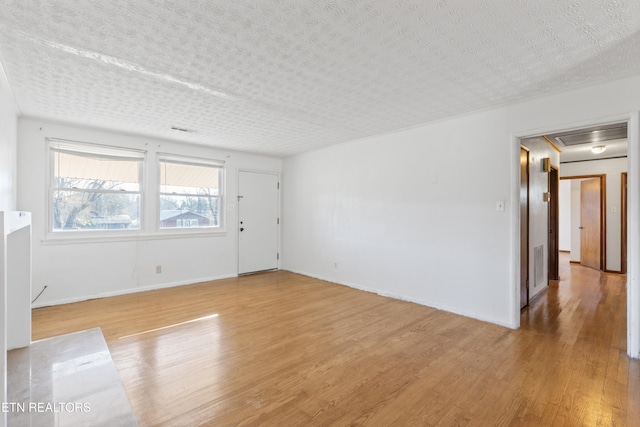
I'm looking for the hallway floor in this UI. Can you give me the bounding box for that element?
[520,251,636,424]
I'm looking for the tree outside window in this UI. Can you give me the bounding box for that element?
[50,141,143,232]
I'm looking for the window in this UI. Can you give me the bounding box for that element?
[158,154,223,230]
[49,139,144,233]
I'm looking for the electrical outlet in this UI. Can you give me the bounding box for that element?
[156,265,162,274]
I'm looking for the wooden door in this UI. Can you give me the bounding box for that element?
[580,178,601,270]
[622,172,627,274]
[238,171,280,274]
[520,147,529,309]
[548,166,559,281]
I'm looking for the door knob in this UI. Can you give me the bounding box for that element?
[240,227,244,232]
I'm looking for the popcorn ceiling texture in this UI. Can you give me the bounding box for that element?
[0,0,639,156]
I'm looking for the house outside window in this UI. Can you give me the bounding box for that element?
[158,154,223,230]
[49,139,144,233]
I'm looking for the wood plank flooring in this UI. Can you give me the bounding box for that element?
[32,255,640,426]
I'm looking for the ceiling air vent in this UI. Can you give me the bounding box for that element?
[546,124,627,147]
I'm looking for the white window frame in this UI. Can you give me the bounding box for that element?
[157,153,225,234]
[46,138,146,240]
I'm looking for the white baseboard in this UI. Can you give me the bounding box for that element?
[282,268,516,329]
[31,274,237,308]
[33,268,517,330]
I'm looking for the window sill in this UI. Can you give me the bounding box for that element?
[41,230,228,245]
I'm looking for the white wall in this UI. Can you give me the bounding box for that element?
[17,118,282,306]
[0,65,17,211]
[283,114,515,326]
[521,137,560,299]
[282,74,640,334]
[559,179,571,251]
[561,157,627,271]
[0,62,18,427]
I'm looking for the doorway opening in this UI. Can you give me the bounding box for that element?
[559,175,606,271]
[515,118,635,358]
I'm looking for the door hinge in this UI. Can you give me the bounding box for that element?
[277,217,280,225]
[277,253,280,260]
[277,182,280,190]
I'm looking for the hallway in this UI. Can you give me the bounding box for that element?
[522,252,626,346]
[520,251,638,424]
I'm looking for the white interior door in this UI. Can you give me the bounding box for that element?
[238,171,279,274]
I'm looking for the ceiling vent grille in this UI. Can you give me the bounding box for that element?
[546,124,627,147]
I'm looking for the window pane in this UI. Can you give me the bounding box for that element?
[160,161,219,195]
[159,195,219,229]
[54,150,141,191]
[53,190,141,231]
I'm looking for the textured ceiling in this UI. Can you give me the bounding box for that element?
[1,1,640,157]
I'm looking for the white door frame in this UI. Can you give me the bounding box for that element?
[510,112,640,359]
[237,169,281,275]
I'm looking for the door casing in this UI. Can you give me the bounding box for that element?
[621,172,628,274]
[520,146,529,309]
[548,165,560,282]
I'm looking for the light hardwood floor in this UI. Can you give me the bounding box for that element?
[32,255,640,426]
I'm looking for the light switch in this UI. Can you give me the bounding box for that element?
[496,200,505,212]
